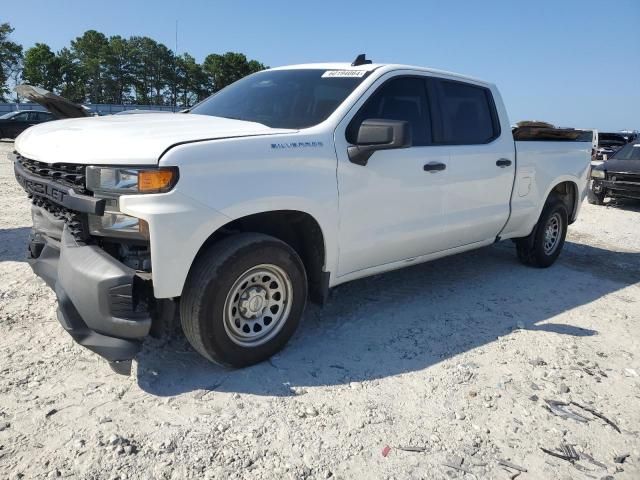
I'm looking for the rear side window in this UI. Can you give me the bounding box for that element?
[430,79,499,145]
[347,77,432,146]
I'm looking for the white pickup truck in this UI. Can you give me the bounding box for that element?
[13,57,591,374]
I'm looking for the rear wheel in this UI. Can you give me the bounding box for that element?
[516,198,568,268]
[180,233,307,367]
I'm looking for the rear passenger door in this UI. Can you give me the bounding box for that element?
[428,78,514,247]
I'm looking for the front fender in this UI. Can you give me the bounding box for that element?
[123,134,339,298]
[119,190,233,299]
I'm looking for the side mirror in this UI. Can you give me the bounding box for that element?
[347,119,412,166]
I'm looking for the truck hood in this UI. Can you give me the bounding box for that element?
[15,113,296,165]
[15,84,90,119]
[603,158,640,174]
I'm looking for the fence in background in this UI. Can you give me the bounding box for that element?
[0,103,176,115]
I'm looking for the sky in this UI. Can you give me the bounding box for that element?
[3,0,639,131]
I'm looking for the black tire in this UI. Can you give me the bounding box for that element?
[180,233,307,367]
[516,197,568,268]
[587,185,605,205]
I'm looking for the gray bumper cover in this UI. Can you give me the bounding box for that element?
[29,227,152,374]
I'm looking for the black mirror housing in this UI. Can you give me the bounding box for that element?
[348,119,412,166]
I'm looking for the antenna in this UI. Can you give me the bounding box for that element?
[173,20,178,110]
[351,54,372,67]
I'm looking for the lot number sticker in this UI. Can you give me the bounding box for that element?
[322,70,368,78]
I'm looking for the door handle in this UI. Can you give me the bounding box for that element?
[423,162,446,172]
[496,158,512,168]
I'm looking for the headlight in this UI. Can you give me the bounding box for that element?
[86,166,178,194]
[88,212,149,239]
[591,169,605,179]
[85,166,177,239]
[87,197,150,240]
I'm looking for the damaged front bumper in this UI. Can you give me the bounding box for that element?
[593,177,640,200]
[29,221,152,375]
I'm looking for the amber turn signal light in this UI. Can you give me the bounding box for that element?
[138,168,178,193]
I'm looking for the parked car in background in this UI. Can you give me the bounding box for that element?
[589,142,640,204]
[0,110,55,139]
[595,132,629,161]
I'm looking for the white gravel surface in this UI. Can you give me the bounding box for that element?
[0,140,639,480]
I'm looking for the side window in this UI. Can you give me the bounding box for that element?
[27,112,40,122]
[430,79,499,145]
[347,77,432,146]
[13,112,29,121]
[37,112,53,121]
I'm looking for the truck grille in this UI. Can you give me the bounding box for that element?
[31,196,89,240]
[15,152,87,193]
[15,152,90,240]
[607,172,640,185]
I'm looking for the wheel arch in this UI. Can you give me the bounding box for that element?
[547,179,579,224]
[187,209,330,304]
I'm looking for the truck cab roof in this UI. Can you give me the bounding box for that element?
[270,62,492,87]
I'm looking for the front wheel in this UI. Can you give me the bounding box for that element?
[180,233,308,367]
[516,198,568,268]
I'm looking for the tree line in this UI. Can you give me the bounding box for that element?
[0,23,266,107]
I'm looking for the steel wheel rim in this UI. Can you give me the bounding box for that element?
[543,212,562,255]
[223,264,293,347]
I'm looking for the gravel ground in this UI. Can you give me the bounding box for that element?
[0,140,639,480]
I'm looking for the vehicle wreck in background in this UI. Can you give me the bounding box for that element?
[15,85,91,119]
[595,132,630,161]
[589,142,640,205]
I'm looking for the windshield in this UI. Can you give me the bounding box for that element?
[190,69,369,129]
[0,112,17,120]
[611,143,640,160]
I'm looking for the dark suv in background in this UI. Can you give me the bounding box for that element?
[595,132,630,161]
[589,143,640,204]
[0,110,55,139]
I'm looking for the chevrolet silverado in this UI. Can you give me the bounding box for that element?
[12,56,591,374]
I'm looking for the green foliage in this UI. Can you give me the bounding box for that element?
[103,36,133,104]
[0,23,266,107]
[175,53,208,106]
[203,52,266,92]
[70,30,109,103]
[0,23,23,101]
[23,43,61,92]
[57,47,85,103]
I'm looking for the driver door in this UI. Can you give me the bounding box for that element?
[335,74,452,277]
